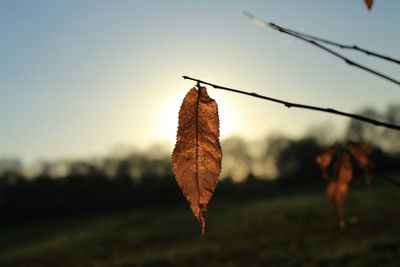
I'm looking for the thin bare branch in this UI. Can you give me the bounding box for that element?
[243,12,400,87]
[182,76,400,131]
[275,26,400,66]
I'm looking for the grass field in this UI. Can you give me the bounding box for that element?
[0,184,399,267]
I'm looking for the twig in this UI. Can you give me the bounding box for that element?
[182,75,400,131]
[243,12,400,87]
[274,25,400,66]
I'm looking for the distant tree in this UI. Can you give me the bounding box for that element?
[346,104,400,153]
[220,137,252,181]
[274,138,322,184]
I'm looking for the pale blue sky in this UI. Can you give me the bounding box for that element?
[1,0,399,162]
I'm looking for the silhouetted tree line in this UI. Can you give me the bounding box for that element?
[1,105,400,224]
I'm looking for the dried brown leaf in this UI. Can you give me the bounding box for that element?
[347,141,371,167]
[320,142,376,228]
[316,147,336,180]
[347,141,373,185]
[172,86,222,234]
[364,0,373,10]
[328,152,353,228]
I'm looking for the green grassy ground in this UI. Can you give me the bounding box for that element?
[0,185,399,267]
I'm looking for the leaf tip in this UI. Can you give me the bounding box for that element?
[363,0,373,10]
[198,204,206,235]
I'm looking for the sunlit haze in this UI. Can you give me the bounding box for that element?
[1,0,399,162]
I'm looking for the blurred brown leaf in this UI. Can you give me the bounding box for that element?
[316,147,336,180]
[330,152,353,228]
[347,141,373,185]
[364,0,373,10]
[172,86,222,234]
[316,141,373,228]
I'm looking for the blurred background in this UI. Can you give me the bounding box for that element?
[1,1,399,266]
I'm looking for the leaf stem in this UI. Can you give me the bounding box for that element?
[195,85,203,234]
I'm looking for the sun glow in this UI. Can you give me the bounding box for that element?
[217,97,236,139]
[155,88,238,144]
